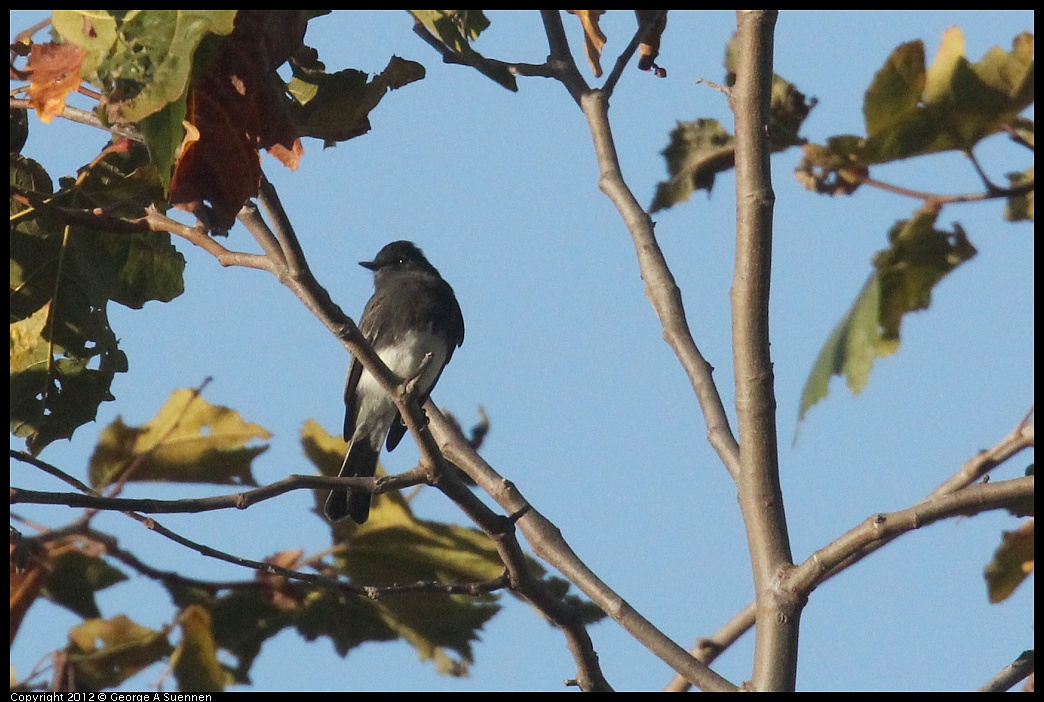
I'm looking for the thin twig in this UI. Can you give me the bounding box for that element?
[427,406,736,692]
[602,10,666,98]
[409,13,553,79]
[10,98,144,142]
[862,174,1033,205]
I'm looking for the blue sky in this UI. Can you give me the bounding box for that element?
[10,10,1034,692]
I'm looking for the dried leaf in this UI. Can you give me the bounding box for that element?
[635,10,668,77]
[567,10,608,78]
[25,42,86,123]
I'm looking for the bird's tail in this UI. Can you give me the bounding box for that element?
[324,440,380,524]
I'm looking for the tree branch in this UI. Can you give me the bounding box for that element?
[409,13,554,80]
[427,406,738,692]
[729,10,798,692]
[539,10,590,105]
[663,407,1034,691]
[789,475,1033,596]
[224,173,616,689]
[601,10,667,98]
[577,79,741,482]
[978,649,1034,692]
[10,98,144,142]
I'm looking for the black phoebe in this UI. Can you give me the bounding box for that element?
[324,240,465,524]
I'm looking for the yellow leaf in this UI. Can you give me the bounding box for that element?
[985,520,1034,603]
[923,26,966,105]
[89,388,270,488]
[172,606,225,692]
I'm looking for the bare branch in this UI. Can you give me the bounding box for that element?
[791,475,1033,596]
[602,10,667,98]
[979,650,1034,692]
[664,603,756,692]
[929,409,1034,497]
[10,98,144,142]
[539,10,590,105]
[427,406,738,692]
[578,86,741,481]
[665,408,1035,690]
[729,10,798,691]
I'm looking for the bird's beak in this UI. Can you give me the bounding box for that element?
[359,259,379,271]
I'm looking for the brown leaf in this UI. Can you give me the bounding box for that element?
[635,10,668,78]
[169,11,303,231]
[10,541,48,645]
[258,549,305,612]
[26,41,86,123]
[567,10,608,78]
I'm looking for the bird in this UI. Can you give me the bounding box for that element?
[324,240,465,524]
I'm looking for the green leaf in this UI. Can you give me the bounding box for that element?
[88,388,270,488]
[207,588,297,684]
[650,119,736,211]
[43,549,128,619]
[409,10,517,91]
[52,10,237,123]
[292,588,399,657]
[873,209,977,341]
[804,29,1034,171]
[984,520,1034,603]
[653,37,814,212]
[67,615,173,692]
[799,209,976,421]
[9,171,131,452]
[288,55,426,146]
[864,40,927,144]
[10,146,184,452]
[799,274,893,421]
[335,482,504,675]
[137,96,188,191]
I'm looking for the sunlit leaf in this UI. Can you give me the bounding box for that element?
[52,10,237,123]
[985,520,1034,603]
[88,388,270,488]
[566,10,608,78]
[67,615,172,691]
[799,274,892,421]
[802,28,1034,173]
[172,606,227,692]
[409,10,516,91]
